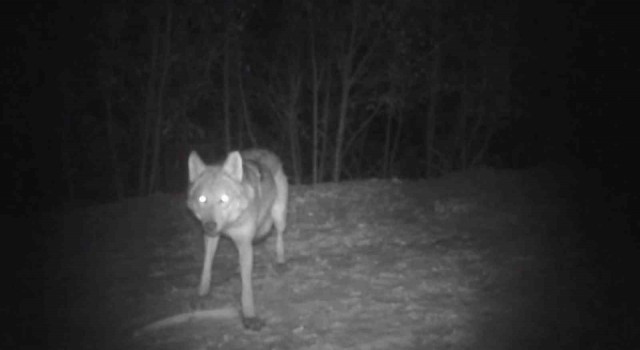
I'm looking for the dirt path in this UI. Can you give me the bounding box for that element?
[15,166,638,349]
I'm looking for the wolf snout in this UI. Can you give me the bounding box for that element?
[203,221,218,234]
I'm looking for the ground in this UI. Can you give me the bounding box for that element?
[7,164,638,349]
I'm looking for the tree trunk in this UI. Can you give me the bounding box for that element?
[343,104,379,160]
[389,108,404,177]
[287,111,301,184]
[382,106,392,178]
[458,67,469,170]
[238,59,257,147]
[148,0,172,194]
[286,75,302,184]
[319,71,331,183]
[139,20,160,194]
[332,1,373,182]
[425,0,442,177]
[309,9,320,184]
[104,91,124,199]
[222,8,232,153]
[332,72,350,182]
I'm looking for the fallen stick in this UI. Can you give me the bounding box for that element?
[133,306,239,337]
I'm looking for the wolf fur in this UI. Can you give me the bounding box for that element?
[186,149,288,330]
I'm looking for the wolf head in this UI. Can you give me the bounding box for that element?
[187,151,249,236]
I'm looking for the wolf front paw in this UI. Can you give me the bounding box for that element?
[198,283,211,297]
[242,316,265,331]
[188,295,210,311]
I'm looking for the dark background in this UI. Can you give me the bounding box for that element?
[1,0,636,212]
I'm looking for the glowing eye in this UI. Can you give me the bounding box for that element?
[198,195,207,204]
[219,194,229,204]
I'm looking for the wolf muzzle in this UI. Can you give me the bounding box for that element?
[202,221,219,236]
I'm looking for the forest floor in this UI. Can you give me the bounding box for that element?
[10,164,638,349]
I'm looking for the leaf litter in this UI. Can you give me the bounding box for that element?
[35,165,638,349]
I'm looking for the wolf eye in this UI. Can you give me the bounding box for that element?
[198,195,208,204]
[219,194,230,204]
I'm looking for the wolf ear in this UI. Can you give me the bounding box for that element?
[222,151,243,181]
[188,151,206,182]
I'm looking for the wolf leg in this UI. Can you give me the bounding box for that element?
[198,235,220,296]
[273,217,285,265]
[236,237,265,330]
[272,173,288,265]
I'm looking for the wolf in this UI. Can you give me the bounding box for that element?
[186,149,288,330]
